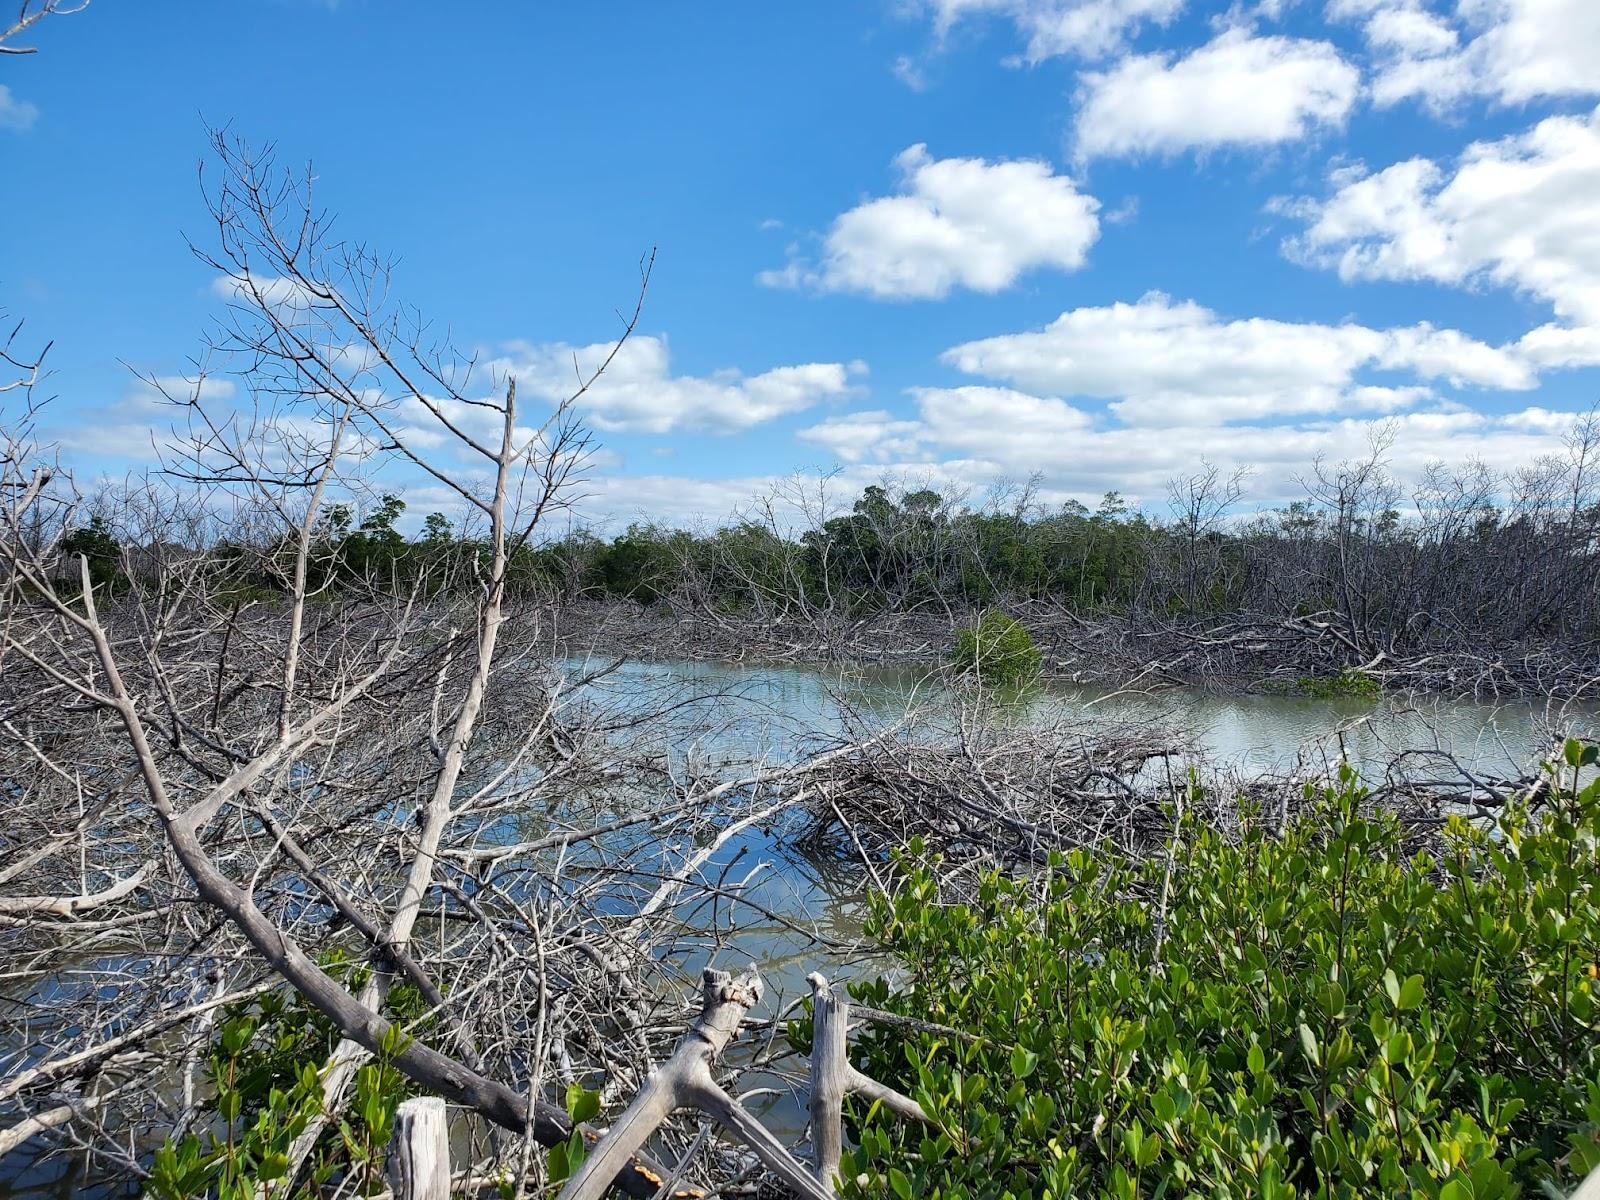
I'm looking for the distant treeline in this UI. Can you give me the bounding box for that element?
[66,440,1600,668]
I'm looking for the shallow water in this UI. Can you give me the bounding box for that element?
[4,660,1595,1192]
[562,658,1599,1135]
[574,655,1596,778]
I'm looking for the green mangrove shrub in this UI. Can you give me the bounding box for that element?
[144,964,424,1200]
[953,611,1043,686]
[814,741,1600,1200]
[1297,668,1382,700]
[141,963,605,1200]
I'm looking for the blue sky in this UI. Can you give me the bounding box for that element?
[3,0,1598,529]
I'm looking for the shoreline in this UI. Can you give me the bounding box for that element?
[545,598,1600,702]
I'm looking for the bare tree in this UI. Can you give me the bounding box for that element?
[0,0,88,54]
[0,136,857,1197]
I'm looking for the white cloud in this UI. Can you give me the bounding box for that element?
[209,272,338,314]
[919,0,1185,62]
[44,375,388,478]
[797,388,1098,463]
[1364,5,1457,57]
[53,375,239,457]
[774,287,1595,514]
[1342,0,1600,110]
[1377,323,1536,389]
[1282,106,1600,327]
[0,85,40,132]
[799,398,1588,510]
[797,410,926,462]
[760,144,1100,300]
[938,293,1536,425]
[490,335,865,434]
[1074,29,1360,159]
[914,386,1095,453]
[1515,323,1600,369]
[571,472,787,529]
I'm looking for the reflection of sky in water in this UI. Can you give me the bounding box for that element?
[6,663,1595,1190]
[567,654,1598,779]
[560,657,1600,1136]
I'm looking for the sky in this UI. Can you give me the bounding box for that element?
[3,0,1599,531]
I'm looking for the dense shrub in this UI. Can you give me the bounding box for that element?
[58,515,123,590]
[144,962,425,1200]
[1297,668,1382,700]
[953,611,1043,686]
[823,742,1600,1200]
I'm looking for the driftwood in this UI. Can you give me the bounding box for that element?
[556,967,827,1200]
[363,968,934,1199]
[554,968,928,1200]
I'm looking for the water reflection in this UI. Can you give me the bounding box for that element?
[6,659,1593,1190]
[568,654,1597,780]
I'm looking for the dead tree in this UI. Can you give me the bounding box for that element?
[555,968,929,1200]
[0,135,853,1197]
[0,0,89,54]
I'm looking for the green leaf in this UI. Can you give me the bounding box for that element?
[1298,1023,1320,1067]
[1397,973,1425,1012]
[548,1131,587,1184]
[1137,1131,1163,1169]
[1010,1045,1039,1080]
[1383,968,1402,1008]
[1247,1041,1266,1075]
[566,1083,602,1125]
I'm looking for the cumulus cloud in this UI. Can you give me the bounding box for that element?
[0,85,39,132]
[796,397,1588,511]
[759,144,1100,300]
[914,386,1095,453]
[1336,0,1600,111]
[53,375,240,458]
[797,410,926,462]
[917,0,1185,62]
[1074,29,1360,159]
[937,293,1539,425]
[773,286,1596,515]
[209,272,340,315]
[489,335,865,434]
[1281,106,1600,329]
[1515,323,1600,369]
[569,472,790,530]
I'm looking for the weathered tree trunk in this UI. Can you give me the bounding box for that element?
[386,1098,451,1200]
[556,969,932,1200]
[806,973,849,1188]
[556,968,832,1200]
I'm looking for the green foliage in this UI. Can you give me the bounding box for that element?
[1298,668,1382,700]
[59,514,123,589]
[144,967,425,1199]
[420,511,454,544]
[543,1084,599,1186]
[823,743,1600,1200]
[953,611,1043,686]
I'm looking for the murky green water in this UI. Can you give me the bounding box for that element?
[563,658,1598,1136]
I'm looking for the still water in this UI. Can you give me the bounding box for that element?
[4,659,1594,1195]
[576,655,1596,778]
